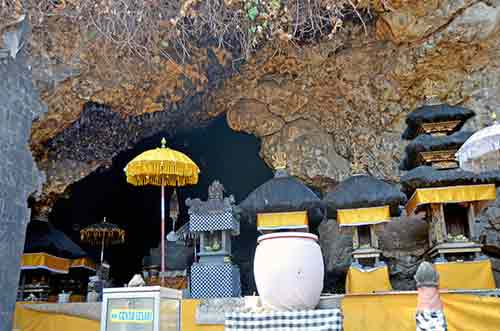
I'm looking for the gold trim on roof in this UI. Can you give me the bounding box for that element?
[70,257,97,271]
[417,120,463,136]
[21,253,71,274]
[337,206,391,227]
[256,211,308,230]
[418,150,459,169]
[406,184,497,215]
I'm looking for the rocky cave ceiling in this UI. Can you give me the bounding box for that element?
[23,0,500,218]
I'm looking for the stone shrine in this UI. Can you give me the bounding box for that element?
[187,180,241,298]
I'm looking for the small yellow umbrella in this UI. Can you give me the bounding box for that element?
[124,138,200,274]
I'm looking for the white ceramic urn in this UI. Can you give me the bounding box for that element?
[253,232,324,311]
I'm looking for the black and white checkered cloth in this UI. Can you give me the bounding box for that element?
[225,309,343,331]
[416,311,447,331]
[189,211,237,232]
[191,263,241,298]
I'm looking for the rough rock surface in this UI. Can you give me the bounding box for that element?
[29,1,500,205]
[0,42,46,330]
[477,188,500,283]
[219,0,500,186]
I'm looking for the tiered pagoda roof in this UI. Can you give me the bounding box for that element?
[400,131,473,170]
[402,104,475,140]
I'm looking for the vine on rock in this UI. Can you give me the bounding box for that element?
[1,0,390,63]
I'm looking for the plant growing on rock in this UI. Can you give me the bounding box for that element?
[1,0,388,63]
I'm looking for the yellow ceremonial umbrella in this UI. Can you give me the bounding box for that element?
[124,138,200,274]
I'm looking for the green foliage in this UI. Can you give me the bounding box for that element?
[247,6,259,21]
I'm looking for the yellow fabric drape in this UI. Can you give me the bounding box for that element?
[256,211,308,230]
[125,147,200,186]
[21,253,70,274]
[342,293,500,331]
[70,257,97,271]
[337,206,391,226]
[14,303,99,331]
[181,300,224,331]
[406,184,496,215]
[345,265,392,294]
[435,260,495,290]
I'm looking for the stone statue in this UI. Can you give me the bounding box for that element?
[415,262,447,331]
[208,180,224,200]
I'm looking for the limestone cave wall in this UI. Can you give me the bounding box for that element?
[0,39,46,330]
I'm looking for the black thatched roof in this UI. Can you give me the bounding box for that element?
[400,131,473,170]
[400,166,500,196]
[402,104,475,140]
[323,175,406,217]
[24,219,87,259]
[238,170,323,224]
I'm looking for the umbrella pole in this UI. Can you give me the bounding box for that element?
[161,185,165,275]
[100,236,105,264]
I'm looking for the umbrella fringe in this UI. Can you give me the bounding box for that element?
[126,160,199,186]
[80,229,126,245]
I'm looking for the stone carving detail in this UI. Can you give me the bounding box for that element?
[186,180,235,214]
[208,180,224,200]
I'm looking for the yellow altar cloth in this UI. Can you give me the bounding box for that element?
[256,211,308,230]
[342,292,500,331]
[337,206,391,226]
[345,265,392,294]
[181,300,224,331]
[435,260,496,290]
[406,184,496,215]
[14,303,99,331]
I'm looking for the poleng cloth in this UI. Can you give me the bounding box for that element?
[416,311,447,331]
[435,260,495,290]
[225,309,343,331]
[345,265,392,294]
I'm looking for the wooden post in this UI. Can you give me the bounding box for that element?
[199,233,205,254]
[430,204,446,244]
[352,227,359,250]
[467,203,476,241]
[370,225,379,249]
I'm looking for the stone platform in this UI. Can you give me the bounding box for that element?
[20,302,101,320]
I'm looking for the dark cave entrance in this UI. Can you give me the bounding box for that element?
[50,116,273,291]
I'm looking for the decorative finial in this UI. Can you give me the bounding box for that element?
[350,147,366,175]
[271,152,287,170]
[161,138,167,148]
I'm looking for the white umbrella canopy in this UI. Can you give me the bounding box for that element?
[456,113,500,173]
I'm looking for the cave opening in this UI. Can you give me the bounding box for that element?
[50,116,273,290]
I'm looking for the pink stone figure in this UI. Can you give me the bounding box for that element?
[414,261,447,331]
